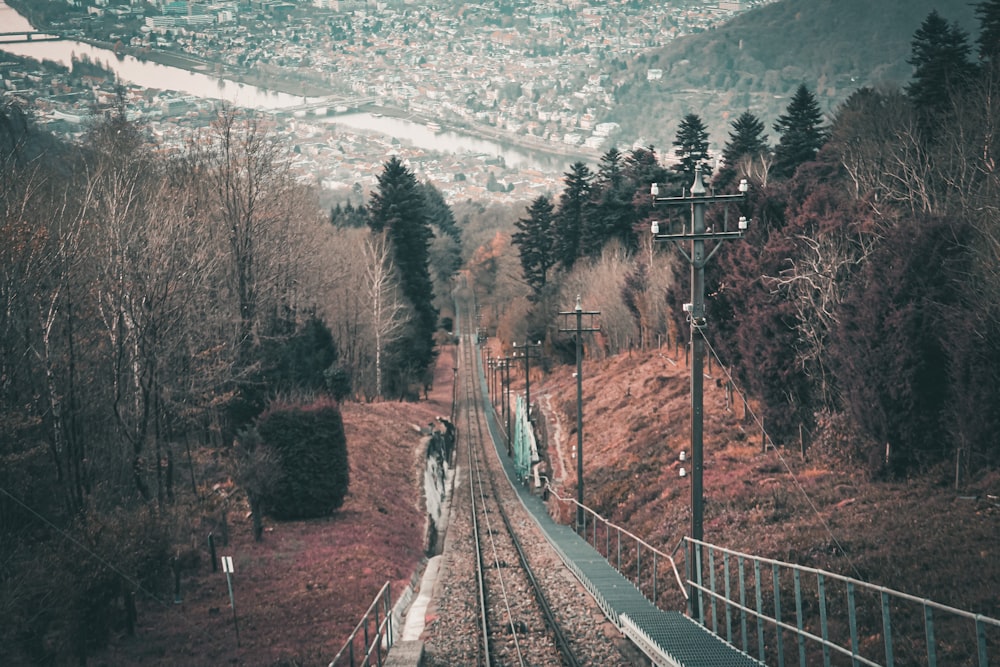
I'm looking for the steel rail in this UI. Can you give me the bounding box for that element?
[458,295,582,667]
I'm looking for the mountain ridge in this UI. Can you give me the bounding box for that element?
[610,0,981,153]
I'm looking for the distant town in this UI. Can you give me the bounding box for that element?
[1,0,772,203]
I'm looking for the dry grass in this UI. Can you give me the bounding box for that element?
[92,346,457,667]
[91,339,999,664]
[529,344,1000,625]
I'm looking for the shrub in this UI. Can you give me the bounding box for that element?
[256,398,349,520]
[4,505,171,665]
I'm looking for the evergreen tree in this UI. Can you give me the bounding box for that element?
[625,145,669,227]
[977,0,1000,64]
[419,181,462,283]
[419,181,460,243]
[330,201,367,227]
[772,84,827,179]
[905,11,976,120]
[717,111,769,188]
[512,195,556,300]
[554,161,591,269]
[671,113,711,176]
[583,147,633,255]
[624,145,668,187]
[367,157,437,393]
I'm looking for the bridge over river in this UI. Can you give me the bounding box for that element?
[0,31,62,44]
[275,95,377,116]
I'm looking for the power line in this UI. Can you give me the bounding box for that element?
[698,329,864,582]
[0,483,222,649]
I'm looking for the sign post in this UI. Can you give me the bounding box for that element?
[221,556,240,647]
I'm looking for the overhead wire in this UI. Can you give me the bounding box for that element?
[697,329,865,583]
[0,483,229,651]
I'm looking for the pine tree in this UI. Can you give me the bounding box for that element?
[975,0,1000,65]
[512,195,556,300]
[554,161,591,269]
[671,113,711,176]
[419,181,460,243]
[419,181,462,283]
[583,147,633,256]
[625,145,669,227]
[717,111,769,188]
[367,157,437,392]
[905,11,976,120]
[624,145,668,187]
[772,84,827,179]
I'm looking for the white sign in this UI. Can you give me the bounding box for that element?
[221,556,234,573]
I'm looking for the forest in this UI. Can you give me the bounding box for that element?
[0,0,998,663]
[500,3,1000,476]
[610,0,982,152]
[0,93,462,661]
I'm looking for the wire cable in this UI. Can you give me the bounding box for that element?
[0,483,224,649]
[697,329,865,582]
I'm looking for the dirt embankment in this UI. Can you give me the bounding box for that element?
[524,345,1000,622]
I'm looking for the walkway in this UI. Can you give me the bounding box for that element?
[476,352,763,667]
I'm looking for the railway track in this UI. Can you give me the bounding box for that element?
[458,300,582,667]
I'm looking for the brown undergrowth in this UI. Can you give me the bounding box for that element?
[528,344,1000,660]
[91,347,457,667]
[92,339,999,665]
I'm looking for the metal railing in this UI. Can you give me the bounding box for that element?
[544,482,687,605]
[328,581,394,667]
[687,537,1000,667]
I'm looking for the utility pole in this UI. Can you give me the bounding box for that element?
[487,355,493,401]
[489,357,497,408]
[513,340,542,423]
[559,296,600,533]
[502,355,513,456]
[651,166,748,618]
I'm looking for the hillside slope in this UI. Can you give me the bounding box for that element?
[527,345,1000,627]
[85,348,458,666]
[611,0,980,151]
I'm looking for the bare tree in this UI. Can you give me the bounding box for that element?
[365,231,409,400]
[736,152,773,189]
[561,242,637,357]
[769,230,877,409]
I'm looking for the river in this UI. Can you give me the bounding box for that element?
[0,2,581,172]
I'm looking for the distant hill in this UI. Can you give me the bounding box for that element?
[609,0,979,155]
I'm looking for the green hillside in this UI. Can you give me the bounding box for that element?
[610,0,979,154]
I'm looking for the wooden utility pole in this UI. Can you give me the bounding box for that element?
[559,296,600,533]
[651,167,748,618]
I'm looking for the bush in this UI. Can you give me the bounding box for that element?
[3,505,171,665]
[255,398,349,520]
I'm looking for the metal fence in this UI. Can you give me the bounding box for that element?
[542,485,1000,666]
[686,537,1000,667]
[328,581,394,667]
[545,483,688,606]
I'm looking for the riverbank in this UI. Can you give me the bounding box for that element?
[103,41,336,99]
[102,41,601,165]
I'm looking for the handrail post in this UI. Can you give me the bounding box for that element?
[924,604,936,667]
[881,590,894,667]
[848,581,860,667]
[774,563,784,667]
[794,569,805,667]
[739,556,748,652]
[724,552,733,644]
[709,548,718,634]
[818,573,831,667]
